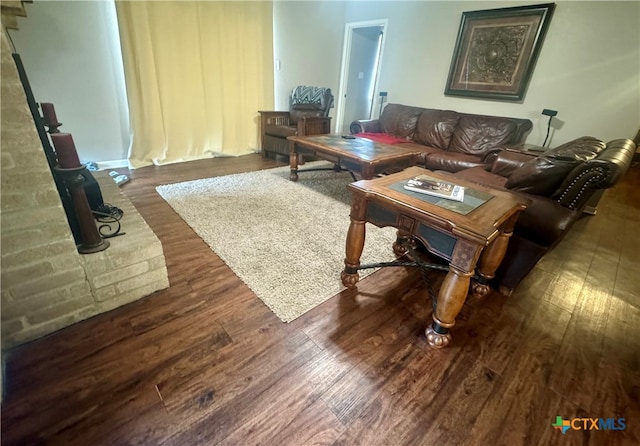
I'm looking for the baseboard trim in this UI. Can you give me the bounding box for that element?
[96,159,130,170]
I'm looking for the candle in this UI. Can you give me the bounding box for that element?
[41,103,60,126]
[51,133,81,168]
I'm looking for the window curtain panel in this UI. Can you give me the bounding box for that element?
[115,1,274,167]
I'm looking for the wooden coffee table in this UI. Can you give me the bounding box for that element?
[340,166,530,348]
[287,134,422,181]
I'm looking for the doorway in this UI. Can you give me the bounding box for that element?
[335,19,387,134]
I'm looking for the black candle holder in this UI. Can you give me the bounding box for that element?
[45,121,62,134]
[54,165,110,254]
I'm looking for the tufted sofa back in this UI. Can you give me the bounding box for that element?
[376,103,532,156]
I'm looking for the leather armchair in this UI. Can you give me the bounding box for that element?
[259,86,333,159]
[451,137,636,292]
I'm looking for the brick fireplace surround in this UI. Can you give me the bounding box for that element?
[0,25,169,364]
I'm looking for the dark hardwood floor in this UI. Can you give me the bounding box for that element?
[2,154,639,446]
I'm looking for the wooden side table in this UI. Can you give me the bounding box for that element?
[340,166,530,348]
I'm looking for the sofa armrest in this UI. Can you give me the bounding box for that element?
[552,164,608,210]
[488,150,536,177]
[297,116,332,136]
[350,119,381,134]
[515,193,578,247]
[552,138,635,210]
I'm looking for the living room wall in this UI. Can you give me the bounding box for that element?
[9,0,129,166]
[10,1,639,164]
[275,1,640,147]
[273,0,346,111]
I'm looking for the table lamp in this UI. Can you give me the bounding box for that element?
[542,108,558,147]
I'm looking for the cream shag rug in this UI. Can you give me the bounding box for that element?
[156,162,397,322]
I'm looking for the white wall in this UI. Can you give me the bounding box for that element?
[276,1,640,146]
[9,1,639,161]
[9,0,130,164]
[273,0,346,115]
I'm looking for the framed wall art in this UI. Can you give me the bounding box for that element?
[444,3,555,101]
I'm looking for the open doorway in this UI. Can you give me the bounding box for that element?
[335,19,387,134]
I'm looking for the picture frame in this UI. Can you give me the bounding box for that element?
[444,3,555,102]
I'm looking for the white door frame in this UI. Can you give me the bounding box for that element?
[335,19,388,134]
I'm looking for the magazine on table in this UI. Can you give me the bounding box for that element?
[404,175,465,202]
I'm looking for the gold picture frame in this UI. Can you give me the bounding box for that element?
[445,3,556,101]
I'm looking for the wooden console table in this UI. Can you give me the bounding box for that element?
[340,166,530,348]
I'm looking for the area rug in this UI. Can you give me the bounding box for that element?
[156,162,397,322]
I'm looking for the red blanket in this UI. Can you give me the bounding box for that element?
[356,132,411,145]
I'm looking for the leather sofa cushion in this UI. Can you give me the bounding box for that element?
[490,150,534,177]
[505,158,576,196]
[413,109,460,149]
[505,137,606,196]
[379,104,423,138]
[512,195,578,247]
[449,116,518,156]
[423,151,486,173]
[395,142,442,165]
[544,136,606,161]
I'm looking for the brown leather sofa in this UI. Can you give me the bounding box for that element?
[350,103,533,172]
[349,104,635,293]
[449,137,636,292]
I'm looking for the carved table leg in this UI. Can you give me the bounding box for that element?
[472,217,516,298]
[341,218,366,288]
[289,145,299,182]
[393,230,415,257]
[342,196,367,287]
[425,266,473,348]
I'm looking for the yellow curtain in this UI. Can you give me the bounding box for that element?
[115,1,274,167]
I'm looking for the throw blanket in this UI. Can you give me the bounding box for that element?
[291,86,333,107]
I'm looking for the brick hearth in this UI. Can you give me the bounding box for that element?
[1,26,169,351]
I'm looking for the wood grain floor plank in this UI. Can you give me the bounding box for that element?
[590,295,640,444]
[27,385,166,446]
[321,340,419,425]
[2,156,638,446]
[534,392,593,446]
[265,397,346,446]
[2,312,136,390]
[329,349,472,446]
[465,278,549,376]
[215,353,346,446]
[417,360,501,446]
[465,298,572,446]
[2,302,233,432]
[161,332,324,445]
[546,284,613,412]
